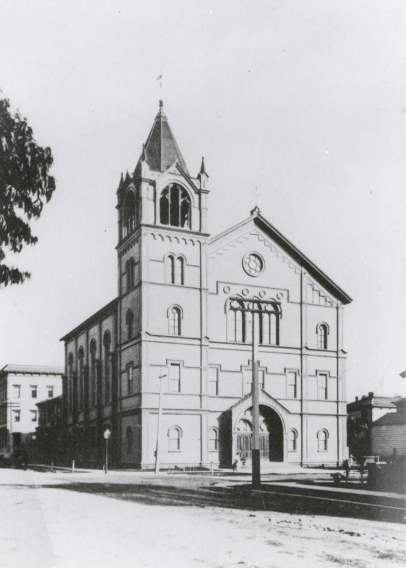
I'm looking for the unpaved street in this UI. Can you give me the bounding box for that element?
[0,469,405,568]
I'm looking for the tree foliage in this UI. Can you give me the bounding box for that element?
[0,96,55,286]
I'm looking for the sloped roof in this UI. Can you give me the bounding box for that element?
[373,412,406,427]
[143,100,189,174]
[60,298,118,342]
[348,395,401,410]
[0,364,63,376]
[209,211,352,305]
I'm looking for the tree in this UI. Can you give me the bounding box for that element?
[0,95,55,286]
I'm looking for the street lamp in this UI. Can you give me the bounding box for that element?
[103,427,111,474]
[155,371,167,475]
[230,297,280,489]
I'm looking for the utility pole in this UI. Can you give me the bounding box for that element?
[154,371,167,475]
[230,297,280,490]
[251,311,261,489]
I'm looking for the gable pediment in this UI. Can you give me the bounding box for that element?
[208,213,351,305]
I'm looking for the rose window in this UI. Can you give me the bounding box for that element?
[243,253,264,276]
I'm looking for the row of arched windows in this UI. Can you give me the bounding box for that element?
[121,183,192,242]
[227,300,281,345]
[127,426,220,455]
[67,331,113,413]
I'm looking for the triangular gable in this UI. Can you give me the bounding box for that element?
[208,212,352,305]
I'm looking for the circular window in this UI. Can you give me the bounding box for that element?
[243,252,264,277]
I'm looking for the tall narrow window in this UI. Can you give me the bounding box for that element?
[168,426,181,451]
[13,385,20,398]
[175,257,184,285]
[243,367,264,395]
[126,259,135,290]
[317,323,328,350]
[31,386,37,399]
[103,331,111,404]
[122,191,138,238]
[288,429,298,451]
[287,371,298,399]
[78,347,85,410]
[48,386,54,399]
[159,184,191,228]
[209,367,219,395]
[166,255,175,284]
[127,365,134,395]
[317,429,328,451]
[318,373,328,400]
[126,309,134,340]
[260,304,280,346]
[169,306,181,335]
[90,340,97,408]
[169,364,180,393]
[68,352,74,412]
[209,428,219,451]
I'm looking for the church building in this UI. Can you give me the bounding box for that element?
[61,101,352,469]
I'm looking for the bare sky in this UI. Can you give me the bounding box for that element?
[0,0,405,400]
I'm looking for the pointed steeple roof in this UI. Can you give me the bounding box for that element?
[143,100,189,174]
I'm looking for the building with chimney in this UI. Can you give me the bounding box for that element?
[61,101,352,469]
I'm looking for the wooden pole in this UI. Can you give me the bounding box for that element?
[251,311,261,489]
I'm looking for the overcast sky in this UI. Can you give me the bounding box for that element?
[0,0,405,400]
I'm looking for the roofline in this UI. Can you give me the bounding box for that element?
[60,298,118,342]
[209,213,352,305]
[0,364,64,376]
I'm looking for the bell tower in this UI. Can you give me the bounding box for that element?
[116,101,211,468]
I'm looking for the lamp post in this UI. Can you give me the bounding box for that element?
[155,371,167,475]
[230,297,280,489]
[103,428,111,474]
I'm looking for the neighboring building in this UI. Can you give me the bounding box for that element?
[61,100,352,469]
[0,365,63,457]
[372,398,406,460]
[36,395,63,463]
[347,392,401,457]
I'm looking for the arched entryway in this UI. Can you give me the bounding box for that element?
[236,405,284,463]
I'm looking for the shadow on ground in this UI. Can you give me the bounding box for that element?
[39,480,406,524]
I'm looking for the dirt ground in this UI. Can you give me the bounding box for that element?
[0,469,405,568]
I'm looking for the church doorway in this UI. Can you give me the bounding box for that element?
[236,405,284,462]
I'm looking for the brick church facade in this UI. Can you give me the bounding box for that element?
[61,101,352,469]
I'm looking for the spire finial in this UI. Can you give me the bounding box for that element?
[200,157,206,175]
[159,99,163,109]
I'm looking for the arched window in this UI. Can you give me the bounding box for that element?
[103,331,111,404]
[78,347,84,410]
[89,340,97,408]
[317,323,328,350]
[126,310,134,340]
[209,428,219,451]
[317,429,329,452]
[166,255,175,284]
[260,303,280,346]
[68,353,74,412]
[175,257,184,285]
[168,426,182,451]
[126,426,133,454]
[288,429,298,452]
[159,184,191,228]
[126,258,135,290]
[228,299,244,342]
[169,306,181,335]
[122,190,139,238]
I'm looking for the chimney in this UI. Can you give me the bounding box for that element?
[368,392,374,398]
[355,396,358,402]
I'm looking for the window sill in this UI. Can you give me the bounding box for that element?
[168,450,182,453]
